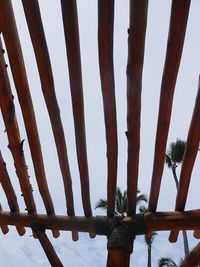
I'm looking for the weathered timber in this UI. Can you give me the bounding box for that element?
[0,0,55,217]
[0,37,36,214]
[148,0,191,211]
[32,225,64,267]
[21,0,75,217]
[179,242,200,267]
[61,0,92,217]
[0,151,25,236]
[126,0,148,216]
[0,210,200,234]
[98,0,118,217]
[0,204,9,234]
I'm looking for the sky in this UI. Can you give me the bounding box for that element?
[0,0,200,266]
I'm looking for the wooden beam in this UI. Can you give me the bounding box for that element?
[0,37,36,214]
[21,0,75,217]
[32,226,63,267]
[0,204,9,234]
[148,0,191,212]
[0,151,25,236]
[169,77,200,243]
[60,0,92,217]
[98,0,118,217]
[0,210,200,234]
[0,0,55,218]
[179,242,200,267]
[126,0,148,216]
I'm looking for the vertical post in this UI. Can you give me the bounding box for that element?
[106,223,135,267]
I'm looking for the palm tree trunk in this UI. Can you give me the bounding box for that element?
[147,245,151,267]
[172,168,190,256]
[172,168,179,189]
[182,230,189,256]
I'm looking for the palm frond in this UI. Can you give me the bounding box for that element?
[115,187,127,216]
[136,193,148,204]
[166,139,186,167]
[95,199,108,210]
[158,257,178,267]
[165,154,173,168]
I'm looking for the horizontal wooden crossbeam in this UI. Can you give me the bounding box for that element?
[1,210,200,235]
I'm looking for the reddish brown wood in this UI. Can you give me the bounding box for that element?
[0,151,25,236]
[179,242,200,267]
[126,0,148,216]
[33,227,64,267]
[98,0,118,217]
[60,0,92,217]
[0,204,9,234]
[144,210,200,232]
[21,0,74,216]
[0,210,200,234]
[148,0,191,212]
[0,151,20,212]
[0,38,36,214]
[0,0,56,217]
[169,76,200,243]
[106,248,130,267]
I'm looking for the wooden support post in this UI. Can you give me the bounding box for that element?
[106,222,135,267]
[107,249,131,267]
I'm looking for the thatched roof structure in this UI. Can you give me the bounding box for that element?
[0,0,200,266]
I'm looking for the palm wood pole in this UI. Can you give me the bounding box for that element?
[106,223,135,267]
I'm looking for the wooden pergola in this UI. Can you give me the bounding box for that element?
[0,0,199,266]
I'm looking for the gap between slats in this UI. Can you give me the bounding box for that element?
[169,76,200,243]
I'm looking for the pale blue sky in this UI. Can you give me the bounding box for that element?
[0,0,200,266]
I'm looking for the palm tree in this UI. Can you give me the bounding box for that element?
[95,187,147,216]
[165,139,186,189]
[139,205,157,267]
[158,257,178,267]
[145,232,157,267]
[165,139,189,256]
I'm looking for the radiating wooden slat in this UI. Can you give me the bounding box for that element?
[0,37,36,214]
[60,0,92,217]
[126,0,148,216]
[98,0,118,217]
[32,226,64,267]
[20,0,75,217]
[0,204,9,234]
[148,0,191,212]
[179,242,200,267]
[0,151,25,236]
[0,0,56,219]
[169,76,200,243]
[0,151,20,212]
